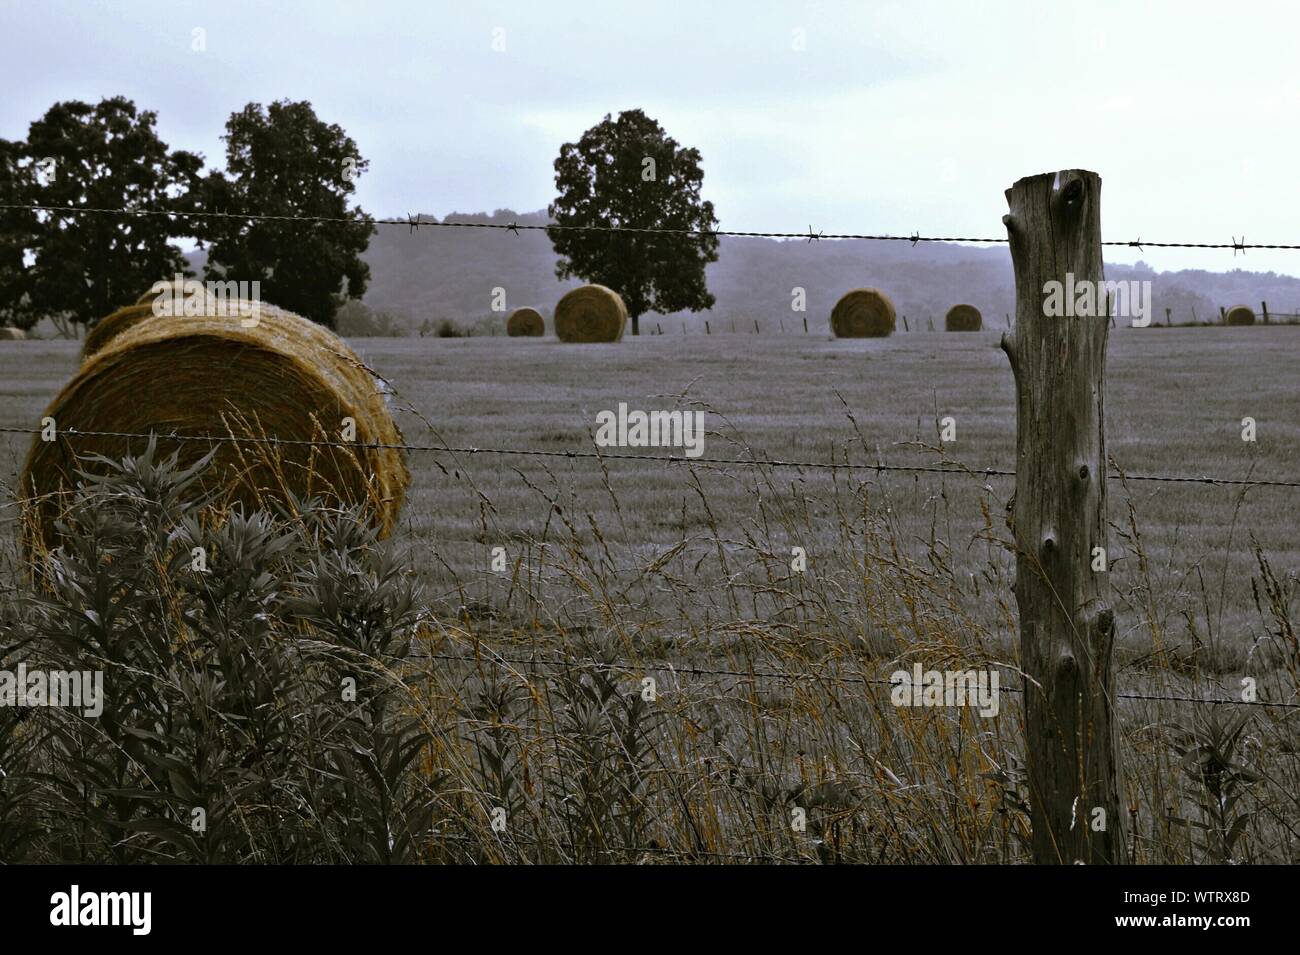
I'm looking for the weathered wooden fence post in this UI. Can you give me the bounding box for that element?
[1261,301,1269,324]
[1002,169,1127,865]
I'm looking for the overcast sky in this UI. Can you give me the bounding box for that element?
[4,0,1299,275]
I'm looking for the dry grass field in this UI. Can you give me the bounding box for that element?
[1,325,1296,863]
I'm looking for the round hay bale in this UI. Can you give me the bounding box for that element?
[0,327,26,340]
[1225,305,1256,326]
[21,302,410,555]
[553,285,627,343]
[830,288,896,338]
[506,306,545,337]
[944,304,982,332]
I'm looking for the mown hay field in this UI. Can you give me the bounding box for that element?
[2,326,1295,658]
[1,325,1296,862]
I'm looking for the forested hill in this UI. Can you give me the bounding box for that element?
[211,208,1300,331]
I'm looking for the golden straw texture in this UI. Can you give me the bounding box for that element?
[944,304,982,331]
[1225,305,1256,326]
[553,285,627,343]
[830,288,896,338]
[506,306,545,337]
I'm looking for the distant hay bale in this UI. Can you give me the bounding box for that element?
[831,288,896,338]
[506,306,545,337]
[944,304,982,332]
[553,285,627,343]
[21,301,410,555]
[0,327,26,340]
[1225,305,1256,326]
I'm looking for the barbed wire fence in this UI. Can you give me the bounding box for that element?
[0,422,1294,716]
[0,189,1296,703]
[0,198,1297,862]
[7,202,1300,252]
[1,426,1297,488]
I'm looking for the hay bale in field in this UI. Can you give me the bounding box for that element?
[830,288,896,338]
[21,301,410,555]
[0,327,26,340]
[553,285,627,343]
[944,304,982,332]
[506,306,545,337]
[1225,304,1256,326]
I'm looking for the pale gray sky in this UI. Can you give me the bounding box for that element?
[3,0,1298,274]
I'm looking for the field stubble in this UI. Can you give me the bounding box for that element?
[0,326,1296,862]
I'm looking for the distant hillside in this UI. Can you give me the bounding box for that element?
[198,209,1300,332]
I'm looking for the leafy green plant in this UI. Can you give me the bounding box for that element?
[1,443,439,864]
[1167,710,1260,863]
[546,645,661,861]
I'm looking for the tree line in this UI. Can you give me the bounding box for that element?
[1,101,723,336]
[0,97,374,332]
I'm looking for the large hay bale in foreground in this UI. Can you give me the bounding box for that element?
[0,327,26,340]
[553,285,627,343]
[1225,305,1256,326]
[944,304,982,332]
[506,306,545,337]
[22,302,409,555]
[831,288,896,338]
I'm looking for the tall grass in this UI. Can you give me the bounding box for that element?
[1,440,1295,863]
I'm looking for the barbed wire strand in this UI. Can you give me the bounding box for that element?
[2,203,1296,252]
[1,426,1296,489]
[426,650,1300,710]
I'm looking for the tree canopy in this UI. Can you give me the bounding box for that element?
[198,100,375,328]
[0,97,203,332]
[548,109,718,335]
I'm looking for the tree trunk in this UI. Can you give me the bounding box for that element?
[631,314,640,336]
[1001,169,1127,864]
